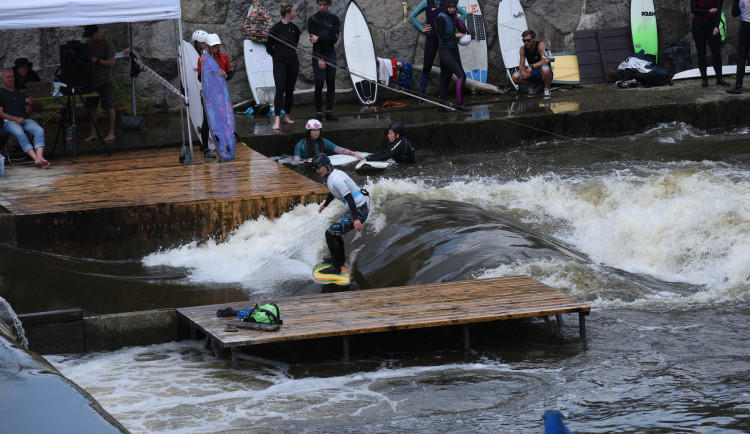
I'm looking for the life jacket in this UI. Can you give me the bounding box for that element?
[425,0,447,36]
[438,11,457,48]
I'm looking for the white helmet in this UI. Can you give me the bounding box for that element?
[458,34,471,46]
[306,119,322,130]
[191,30,208,43]
[205,33,222,46]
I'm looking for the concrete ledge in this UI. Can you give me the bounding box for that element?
[84,309,178,353]
[20,308,180,355]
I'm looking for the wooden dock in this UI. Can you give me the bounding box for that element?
[176,275,591,368]
[0,145,328,259]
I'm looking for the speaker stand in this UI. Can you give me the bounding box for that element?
[52,88,111,162]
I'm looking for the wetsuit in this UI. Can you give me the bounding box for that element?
[436,11,466,104]
[692,0,725,82]
[308,10,340,113]
[367,137,415,165]
[267,20,301,115]
[293,137,354,161]
[732,0,750,88]
[322,169,369,271]
[197,51,233,154]
[408,0,467,96]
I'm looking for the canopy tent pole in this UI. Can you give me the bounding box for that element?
[176,18,195,163]
[128,23,137,115]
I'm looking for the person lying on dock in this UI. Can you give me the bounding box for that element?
[312,153,369,275]
[361,122,415,165]
[0,68,49,169]
[293,119,362,162]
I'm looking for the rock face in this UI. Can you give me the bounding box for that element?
[0,0,739,109]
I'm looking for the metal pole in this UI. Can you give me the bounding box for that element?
[176,19,194,162]
[128,23,137,115]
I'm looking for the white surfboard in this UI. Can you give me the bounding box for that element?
[457,0,488,83]
[497,0,528,89]
[179,40,213,149]
[244,10,275,108]
[672,66,750,80]
[356,159,392,170]
[330,152,371,166]
[343,1,378,105]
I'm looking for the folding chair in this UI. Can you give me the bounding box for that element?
[0,127,35,165]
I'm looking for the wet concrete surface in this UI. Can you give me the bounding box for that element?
[27,78,750,162]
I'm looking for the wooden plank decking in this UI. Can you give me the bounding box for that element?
[176,275,591,367]
[0,145,328,258]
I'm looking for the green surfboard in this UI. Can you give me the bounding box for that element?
[631,0,658,61]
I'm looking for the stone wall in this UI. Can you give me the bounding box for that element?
[0,0,740,109]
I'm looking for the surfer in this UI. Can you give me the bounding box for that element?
[727,0,750,94]
[691,0,729,87]
[436,0,471,111]
[267,3,301,130]
[197,33,233,158]
[312,153,369,275]
[511,29,553,99]
[294,119,362,162]
[308,0,341,121]
[408,0,468,101]
[361,122,415,165]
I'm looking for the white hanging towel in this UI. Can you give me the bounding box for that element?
[376,57,393,84]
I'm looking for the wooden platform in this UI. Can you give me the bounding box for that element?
[0,145,328,259]
[176,275,591,368]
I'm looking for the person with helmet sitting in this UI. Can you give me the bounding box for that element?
[312,153,369,274]
[361,122,415,165]
[293,118,363,162]
[197,33,233,158]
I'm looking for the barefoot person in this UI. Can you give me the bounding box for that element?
[0,68,49,168]
[312,153,369,275]
[266,2,301,130]
[83,25,116,142]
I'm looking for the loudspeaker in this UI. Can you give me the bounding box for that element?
[59,41,93,94]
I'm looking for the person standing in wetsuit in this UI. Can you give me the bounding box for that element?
[408,0,467,102]
[436,0,471,111]
[312,153,369,275]
[728,0,750,94]
[362,122,415,165]
[511,29,553,99]
[267,3,301,130]
[692,0,729,87]
[308,0,340,121]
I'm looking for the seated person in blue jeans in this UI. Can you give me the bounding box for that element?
[0,68,49,169]
[511,29,553,99]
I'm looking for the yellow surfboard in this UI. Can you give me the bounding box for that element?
[313,264,351,285]
[551,53,580,84]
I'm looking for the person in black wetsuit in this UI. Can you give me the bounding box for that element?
[436,0,471,111]
[267,3,301,130]
[728,0,750,94]
[408,0,467,102]
[511,29,553,99]
[362,122,415,165]
[692,0,729,87]
[308,0,340,121]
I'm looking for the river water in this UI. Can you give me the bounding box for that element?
[2,121,750,432]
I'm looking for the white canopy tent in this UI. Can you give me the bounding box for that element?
[0,0,180,31]
[0,0,195,159]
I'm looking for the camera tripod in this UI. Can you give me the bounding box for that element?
[52,87,111,162]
